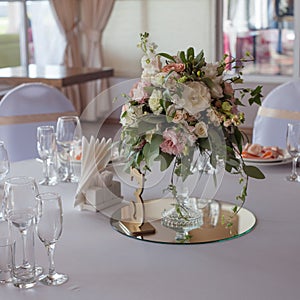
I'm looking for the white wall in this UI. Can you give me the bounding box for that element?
[103,0,216,78]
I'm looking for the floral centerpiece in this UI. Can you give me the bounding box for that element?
[120,33,264,236]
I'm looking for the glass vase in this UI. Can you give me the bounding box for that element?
[161,155,204,242]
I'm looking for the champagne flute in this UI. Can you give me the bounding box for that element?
[286,123,300,182]
[56,116,82,183]
[36,192,68,286]
[2,177,42,287]
[37,126,57,186]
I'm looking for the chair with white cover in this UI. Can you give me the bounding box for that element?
[0,82,76,161]
[252,79,300,149]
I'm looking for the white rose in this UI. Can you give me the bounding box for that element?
[174,81,211,115]
[194,121,208,138]
[149,89,163,115]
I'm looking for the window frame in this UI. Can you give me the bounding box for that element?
[0,0,47,67]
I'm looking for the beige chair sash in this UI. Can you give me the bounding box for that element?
[257,106,300,121]
[0,111,77,125]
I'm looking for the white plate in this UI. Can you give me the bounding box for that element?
[243,150,292,166]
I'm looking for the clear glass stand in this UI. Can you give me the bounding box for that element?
[161,202,203,242]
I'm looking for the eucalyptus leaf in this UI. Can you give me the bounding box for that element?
[243,165,265,179]
[137,120,157,134]
[201,77,214,89]
[156,153,174,171]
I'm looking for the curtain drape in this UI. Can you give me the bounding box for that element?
[30,2,66,66]
[80,0,115,121]
[50,0,82,113]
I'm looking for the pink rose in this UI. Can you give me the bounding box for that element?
[162,63,185,73]
[173,110,185,123]
[160,128,185,156]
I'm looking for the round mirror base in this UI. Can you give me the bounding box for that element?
[110,199,256,244]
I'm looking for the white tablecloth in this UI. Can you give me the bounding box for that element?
[1,159,299,300]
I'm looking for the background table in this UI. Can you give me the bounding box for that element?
[1,159,299,300]
[0,64,114,88]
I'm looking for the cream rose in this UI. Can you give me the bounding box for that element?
[194,121,208,138]
[174,81,211,115]
[173,110,185,123]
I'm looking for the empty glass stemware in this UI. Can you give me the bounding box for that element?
[56,116,82,183]
[286,123,300,182]
[36,192,68,286]
[37,126,57,186]
[2,177,42,288]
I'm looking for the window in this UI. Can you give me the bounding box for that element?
[0,2,21,68]
[222,0,297,79]
[0,0,65,68]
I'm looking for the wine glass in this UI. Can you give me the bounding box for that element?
[36,192,68,286]
[2,176,42,287]
[37,126,57,186]
[56,116,82,183]
[286,122,300,182]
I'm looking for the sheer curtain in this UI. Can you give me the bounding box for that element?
[49,0,115,119]
[50,0,82,113]
[29,2,66,65]
[80,0,115,121]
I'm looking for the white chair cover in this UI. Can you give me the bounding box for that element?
[252,79,300,149]
[0,83,76,161]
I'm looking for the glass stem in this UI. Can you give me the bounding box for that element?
[292,157,298,177]
[43,158,49,180]
[21,230,29,267]
[46,243,56,276]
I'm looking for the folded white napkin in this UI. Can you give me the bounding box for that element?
[74,136,112,209]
